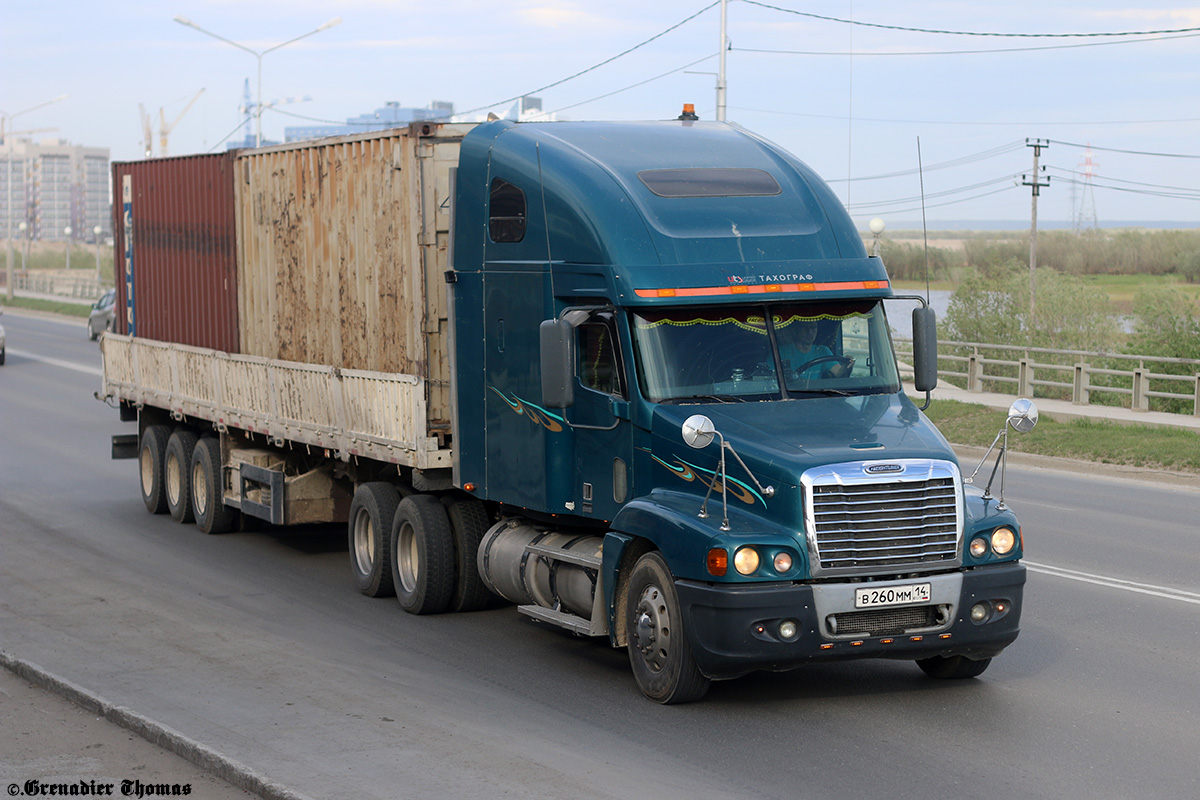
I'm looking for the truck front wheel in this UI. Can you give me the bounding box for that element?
[348,482,401,597]
[625,552,711,704]
[139,424,171,515]
[917,655,992,679]
[165,429,199,523]
[391,495,455,615]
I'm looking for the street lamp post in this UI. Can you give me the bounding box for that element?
[64,226,72,271]
[17,222,27,272]
[4,94,68,300]
[94,225,103,284]
[174,16,342,147]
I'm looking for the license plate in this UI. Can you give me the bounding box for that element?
[855,583,932,609]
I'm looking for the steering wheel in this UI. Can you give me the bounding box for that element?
[791,354,854,379]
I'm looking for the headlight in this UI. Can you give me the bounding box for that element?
[773,552,793,574]
[991,527,1017,555]
[970,537,989,558]
[734,546,760,575]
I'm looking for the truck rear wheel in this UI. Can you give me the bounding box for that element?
[392,495,455,615]
[442,496,494,612]
[139,424,171,515]
[165,429,199,523]
[916,655,992,679]
[191,437,238,535]
[348,482,401,597]
[625,552,710,704]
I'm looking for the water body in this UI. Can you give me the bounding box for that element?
[885,290,952,339]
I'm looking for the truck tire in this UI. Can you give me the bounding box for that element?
[348,482,401,598]
[916,655,992,679]
[165,429,199,524]
[391,495,455,615]
[139,424,171,515]
[442,496,495,612]
[625,552,711,704]
[190,437,238,535]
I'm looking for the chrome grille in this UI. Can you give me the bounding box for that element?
[803,460,962,576]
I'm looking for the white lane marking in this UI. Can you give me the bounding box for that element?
[1025,561,1200,606]
[6,348,103,377]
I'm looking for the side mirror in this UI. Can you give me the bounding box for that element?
[1007,398,1038,433]
[911,306,938,393]
[539,318,574,409]
[681,414,716,449]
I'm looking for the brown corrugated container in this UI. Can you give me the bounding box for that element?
[234,123,471,427]
[111,153,240,351]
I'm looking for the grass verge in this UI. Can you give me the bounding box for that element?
[0,296,92,318]
[923,399,1200,474]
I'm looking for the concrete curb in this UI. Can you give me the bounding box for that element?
[0,652,314,800]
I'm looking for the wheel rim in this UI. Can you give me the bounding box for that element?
[396,521,418,593]
[352,509,375,576]
[140,446,154,497]
[632,583,672,674]
[192,459,209,518]
[165,452,181,506]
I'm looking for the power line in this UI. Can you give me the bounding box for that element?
[828,142,1025,183]
[847,185,1019,216]
[1048,139,1200,159]
[739,1,1200,38]
[549,53,719,114]
[451,2,720,119]
[847,173,1025,209]
[1045,166,1200,195]
[732,31,1200,56]
[731,105,1200,128]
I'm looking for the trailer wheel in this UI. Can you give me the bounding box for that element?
[165,429,199,523]
[348,482,401,597]
[392,495,455,615]
[442,496,494,612]
[191,437,238,535]
[916,655,992,679]
[139,424,171,515]
[625,552,710,704]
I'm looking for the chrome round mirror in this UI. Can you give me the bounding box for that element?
[1007,398,1039,433]
[682,414,716,449]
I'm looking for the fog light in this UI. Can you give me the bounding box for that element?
[734,547,760,575]
[773,552,793,573]
[992,527,1016,555]
[970,602,991,623]
[779,620,798,641]
[970,537,989,558]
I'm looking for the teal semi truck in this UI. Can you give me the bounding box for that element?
[102,114,1029,703]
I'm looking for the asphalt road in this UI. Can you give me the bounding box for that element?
[2,309,1198,800]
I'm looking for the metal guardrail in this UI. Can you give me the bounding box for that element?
[12,272,107,301]
[895,339,1200,417]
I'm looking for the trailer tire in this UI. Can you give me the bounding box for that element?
[191,437,238,535]
[916,655,992,680]
[165,429,199,524]
[625,552,710,704]
[392,495,455,615]
[139,424,171,515]
[442,496,494,612]
[348,482,401,597]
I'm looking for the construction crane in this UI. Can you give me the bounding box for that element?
[138,103,153,157]
[158,88,205,157]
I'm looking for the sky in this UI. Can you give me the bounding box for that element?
[4,1,1200,228]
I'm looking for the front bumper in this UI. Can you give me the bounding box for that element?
[675,562,1025,680]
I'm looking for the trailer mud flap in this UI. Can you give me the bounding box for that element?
[111,434,140,460]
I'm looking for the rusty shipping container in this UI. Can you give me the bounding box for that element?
[234,123,472,429]
[111,153,240,351]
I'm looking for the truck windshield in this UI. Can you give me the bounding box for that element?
[632,301,901,403]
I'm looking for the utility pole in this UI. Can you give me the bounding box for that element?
[716,0,728,121]
[1022,139,1050,320]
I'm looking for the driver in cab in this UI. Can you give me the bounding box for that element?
[778,319,854,379]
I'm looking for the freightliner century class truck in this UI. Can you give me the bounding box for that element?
[99,113,1032,703]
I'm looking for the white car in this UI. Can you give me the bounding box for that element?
[0,308,6,365]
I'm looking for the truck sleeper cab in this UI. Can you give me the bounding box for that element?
[103,116,1028,704]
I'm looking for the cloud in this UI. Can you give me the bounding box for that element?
[1090,7,1200,27]
[515,2,613,30]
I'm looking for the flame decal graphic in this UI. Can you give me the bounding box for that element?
[490,387,565,433]
[650,454,765,507]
